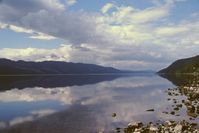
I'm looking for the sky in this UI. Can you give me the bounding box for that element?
[0,0,199,70]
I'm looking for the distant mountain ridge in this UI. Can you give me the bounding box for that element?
[0,58,123,75]
[158,55,199,74]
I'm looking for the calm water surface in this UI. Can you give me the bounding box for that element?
[0,74,198,133]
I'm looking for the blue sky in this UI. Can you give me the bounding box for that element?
[0,0,199,70]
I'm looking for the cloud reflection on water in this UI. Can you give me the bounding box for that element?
[0,75,179,132]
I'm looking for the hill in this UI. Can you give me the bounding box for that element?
[0,58,123,75]
[158,55,199,74]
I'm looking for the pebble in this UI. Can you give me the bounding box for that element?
[174,124,182,133]
[149,125,158,131]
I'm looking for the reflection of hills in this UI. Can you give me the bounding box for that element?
[159,74,198,86]
[160,74,199,119]
[0,75,129,90]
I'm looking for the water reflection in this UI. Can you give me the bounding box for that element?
[0,74,198,133]
[160,74,199,120]
[0,74,128,90]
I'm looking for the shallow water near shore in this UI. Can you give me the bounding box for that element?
[0,73,198,133]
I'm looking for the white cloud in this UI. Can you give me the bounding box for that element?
[155,26,189,36]
[8,25,34,34]
[99,2,172,25]
[0,0,198,70]
[130,5,170,24]
[29,33,56,40]
[101,3,115,14]
[0,22,7,29]
[95,3,174,47]
[0,0,99,44]
[0,45,72,62]
[65,0,77,6]
[0,44,173,70]
[0,23,56,40]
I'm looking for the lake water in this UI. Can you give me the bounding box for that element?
[0,73,198,133]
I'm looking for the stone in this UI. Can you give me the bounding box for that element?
[165,121,172,126]
[174,124,182,133]
[146,109,155,112]
[149,125,158,132]
[112,113,116,117]
[128,122,138,127]
[170,111,175,115]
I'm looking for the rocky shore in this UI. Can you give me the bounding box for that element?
[114,82,199,133]
[123,120,198,133]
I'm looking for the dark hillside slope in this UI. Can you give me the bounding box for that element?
[0,58,122,75]
[158,55,199,74]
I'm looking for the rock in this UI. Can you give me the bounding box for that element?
[128,122,134,126]
[187,105,195,113]
[112,113,116,117]
[182,100,185,103]
[137,122,143,128]
[174,124,182,133]
[135,128,141,132]
[174,107,179,111]
[128,122,138,127]
[191,123,197,127]
[123,120,198,133]
[185,101,191,106]
[165,121,172,126]
[176,104,183,108]
[149,125,158,132]
[170,111,175,115]
[146,109,155,112]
